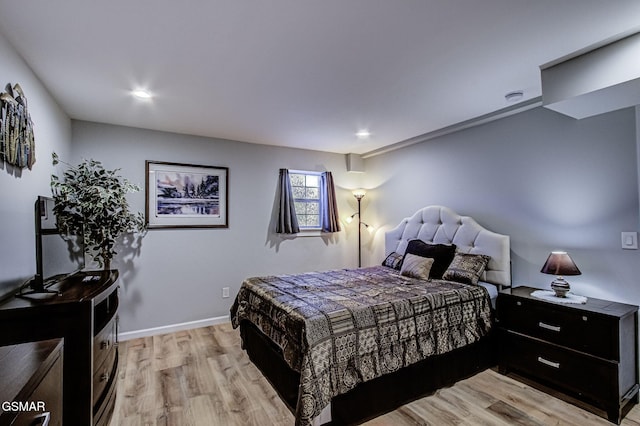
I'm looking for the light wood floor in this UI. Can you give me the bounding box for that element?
[110,323,640,425]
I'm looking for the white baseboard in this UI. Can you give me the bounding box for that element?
[118,315,230,341]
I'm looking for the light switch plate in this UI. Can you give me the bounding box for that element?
[621,232,638,249]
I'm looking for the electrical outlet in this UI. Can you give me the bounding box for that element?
[621,232,638,250]
[222,287,230,298]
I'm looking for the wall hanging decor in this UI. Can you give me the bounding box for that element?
[0,83,35,169]
[145,160,229,229]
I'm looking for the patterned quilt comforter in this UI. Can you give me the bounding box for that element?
[230,266,493,426]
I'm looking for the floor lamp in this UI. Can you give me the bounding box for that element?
[347,189,370,267]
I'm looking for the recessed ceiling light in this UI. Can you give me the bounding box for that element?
[356,130,371,139]
[505,90,524,102]
[131,89,153,99]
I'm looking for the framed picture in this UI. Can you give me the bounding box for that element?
[145,161,228,229]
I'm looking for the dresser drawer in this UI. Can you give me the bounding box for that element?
[94,317,117,371]
[0,340,63,426]
[92,344,117,407]
[94,370,117,426]
[6,343,63,426]
[498,294,616,360]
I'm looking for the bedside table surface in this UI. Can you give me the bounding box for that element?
[501,286,638,318]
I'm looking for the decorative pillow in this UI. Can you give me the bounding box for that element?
[400,253,434,281]
[382,252,403,270]
[404,239,457,279]
[442,252,491,285]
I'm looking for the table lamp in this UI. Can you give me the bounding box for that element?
[540,251,581,297]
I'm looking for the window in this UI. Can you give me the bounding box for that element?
[290,171,321,229]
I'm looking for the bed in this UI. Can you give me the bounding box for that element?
[231,205,510,425]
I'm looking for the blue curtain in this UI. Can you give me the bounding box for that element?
[276,169,300,234]
[321,171,341,233]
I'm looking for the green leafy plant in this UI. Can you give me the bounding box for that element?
[50,152,146,269]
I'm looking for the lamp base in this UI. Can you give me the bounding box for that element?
[550,277,570,298]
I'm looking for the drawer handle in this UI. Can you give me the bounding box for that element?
[538,322,561,332]
[101,340,111,350]
[537,356,560,369]
[101,372,110,382]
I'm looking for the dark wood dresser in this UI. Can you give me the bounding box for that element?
[496,286,639,424]
[0,339,63,426]
[0,271,119,426]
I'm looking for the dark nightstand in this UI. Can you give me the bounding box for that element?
[496,286,639,424]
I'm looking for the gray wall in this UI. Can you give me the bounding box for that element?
[363,106,640,305]
[0,32,72,297]
[70,121,364,332]
[2,20,639,332]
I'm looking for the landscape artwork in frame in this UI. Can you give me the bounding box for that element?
[145,161,228,228]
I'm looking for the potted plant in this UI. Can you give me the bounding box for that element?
[50,152,145,270]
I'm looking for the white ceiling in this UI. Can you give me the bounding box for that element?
[0,1,639,155]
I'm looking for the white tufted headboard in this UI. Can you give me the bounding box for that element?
[385,206,511,288]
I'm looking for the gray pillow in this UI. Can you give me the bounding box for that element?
[442,252,490,285]
[400,253,434,281]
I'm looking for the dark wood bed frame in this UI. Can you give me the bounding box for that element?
[240,320,497,425]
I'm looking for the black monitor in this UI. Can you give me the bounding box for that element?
[28,196,85,293]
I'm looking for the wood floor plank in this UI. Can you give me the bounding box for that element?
[469,370,563,425]
[486,400,546,426]
[183,394,217,426]
[155,366,186,412]
[435,386,512,426]
[118,337,155,419]
[110,323,640,425]
[452,380,498,409]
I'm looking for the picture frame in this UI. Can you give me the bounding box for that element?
[145,161,228,229]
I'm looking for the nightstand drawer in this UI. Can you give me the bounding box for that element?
[498,294,615,360]
[503,331,617,405]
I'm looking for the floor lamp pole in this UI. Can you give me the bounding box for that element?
[357,196,362,268]
[351,189,367,268]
